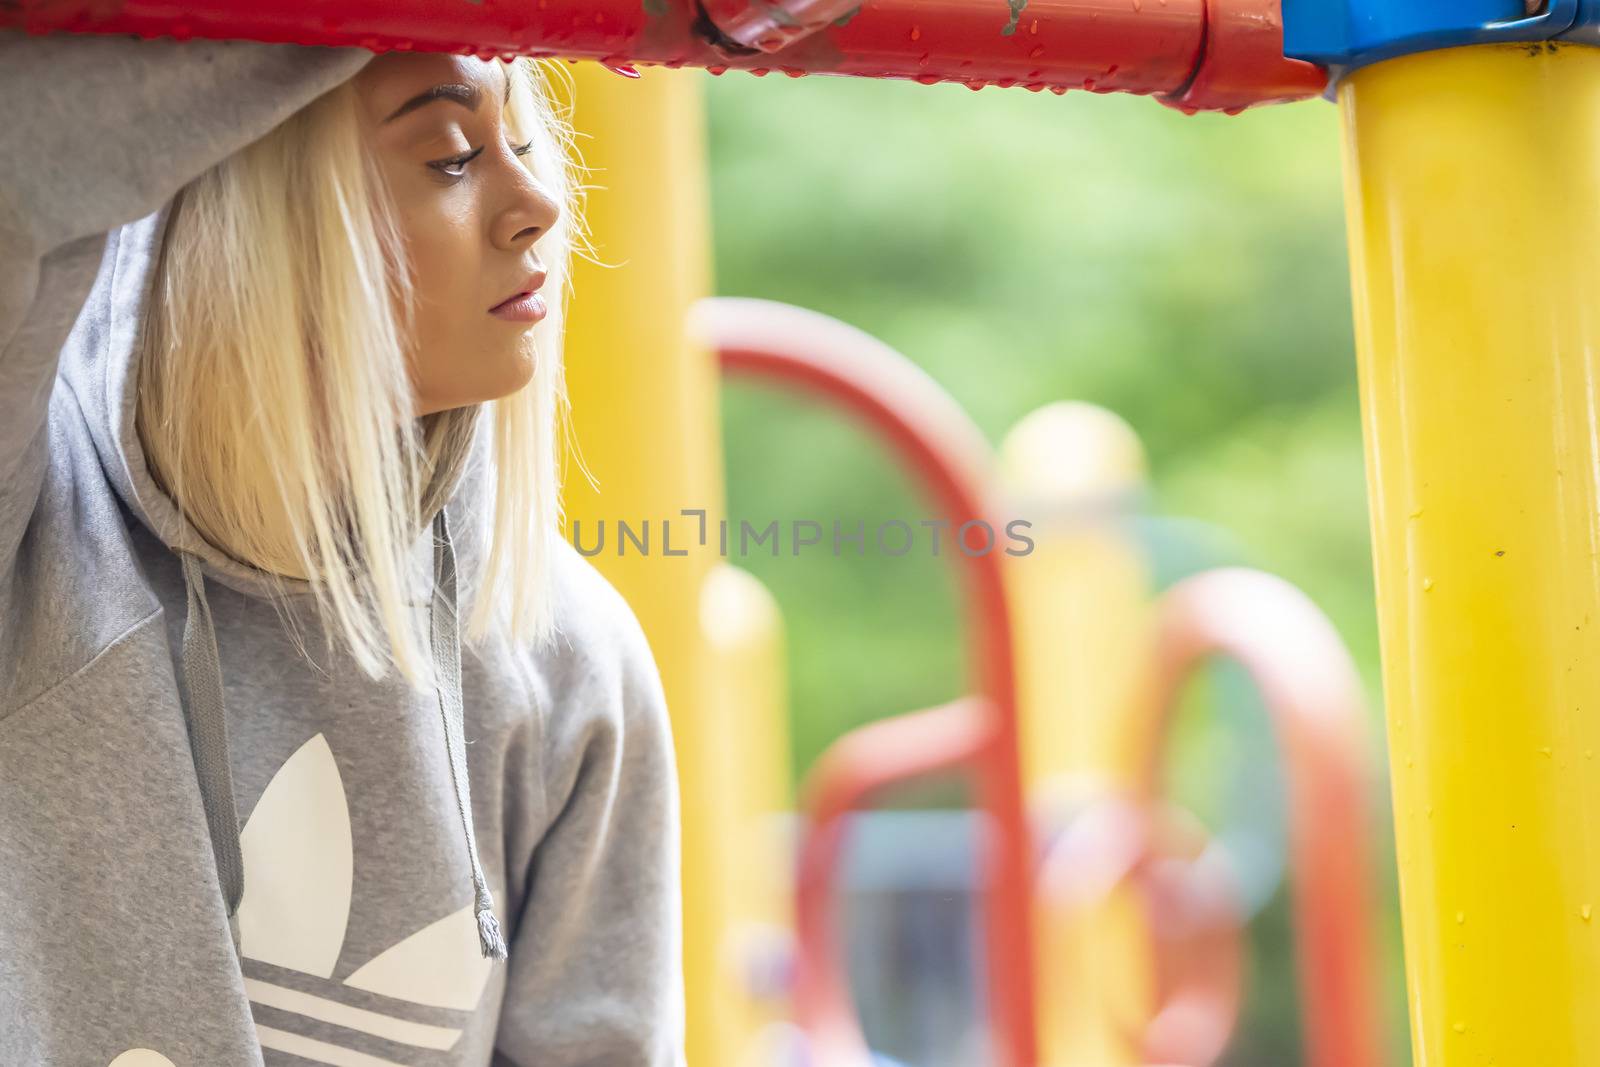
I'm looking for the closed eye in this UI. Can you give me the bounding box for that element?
[429,139,536,179]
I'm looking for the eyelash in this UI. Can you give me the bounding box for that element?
[430,139,535,179]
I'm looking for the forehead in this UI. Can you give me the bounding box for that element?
[353,52,505,116]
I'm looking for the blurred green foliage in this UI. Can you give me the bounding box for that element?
[703,71,1410,1066]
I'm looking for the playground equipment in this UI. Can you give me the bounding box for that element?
[699,298,1385,1067]
[12,1,1596,1064]
[0,0,1326,113]
[705,299,1038,1067]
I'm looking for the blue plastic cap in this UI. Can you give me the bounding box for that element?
[1564,0,1600,43]
[1283,0,1581,69]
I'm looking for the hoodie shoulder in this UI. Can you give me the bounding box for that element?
[543,536,664,703]
[0,384,162,718]
[532,537,673,778]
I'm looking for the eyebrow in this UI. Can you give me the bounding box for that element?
[382,70,513,125]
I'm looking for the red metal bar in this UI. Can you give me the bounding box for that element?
[1038,795,1245,1066]
[792,699,991,1067]
[1139,568,1385,1067]
[3,0,1326,112]
[700,0,861,53]
[1164,0,1325,115]
[698,296,1038,1067]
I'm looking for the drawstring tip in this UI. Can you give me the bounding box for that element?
[476,904,509,961]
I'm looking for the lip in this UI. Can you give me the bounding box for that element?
[489,270,548,321]
[489,291,548,324]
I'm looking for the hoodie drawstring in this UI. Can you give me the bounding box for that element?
[174,505,507,966]
[428,506,509,961]
[177,549,246,961]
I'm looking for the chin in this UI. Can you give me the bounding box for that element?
[463,365,536,409]
[414,341,535,414]
[495,350,538,398]
[417,378,529,417]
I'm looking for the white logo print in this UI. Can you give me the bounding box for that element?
[112,733,495,1067]
[108,1053,177,1067]
[242,732,495,1063]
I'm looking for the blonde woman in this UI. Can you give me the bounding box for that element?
[0,32,685,1067]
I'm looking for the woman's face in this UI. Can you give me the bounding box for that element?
[354,53,561,417]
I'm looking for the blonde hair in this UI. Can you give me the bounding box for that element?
[136,57,589,689]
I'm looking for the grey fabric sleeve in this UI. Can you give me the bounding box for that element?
[492,578,688,1066]
[0,30,372,576]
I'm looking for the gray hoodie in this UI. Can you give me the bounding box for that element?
[0,31,686,1067]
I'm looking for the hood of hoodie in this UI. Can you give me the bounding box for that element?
[53,200,509,963]
[57,201,489,604]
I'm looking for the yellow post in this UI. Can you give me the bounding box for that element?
[999,402,1152,796]
[557,63,735,1065]
[1341,41,1600,1066]
[700,563,797,1066]
[997,402,1156,1066]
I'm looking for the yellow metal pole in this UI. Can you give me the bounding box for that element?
[1341,41,1600,1066]
[700,563,797,1065]
[557,64,735,1066]
[998,401,1156,1066]
[999,402,1152,795]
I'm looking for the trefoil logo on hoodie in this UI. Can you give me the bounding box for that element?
[111,732,496,1067]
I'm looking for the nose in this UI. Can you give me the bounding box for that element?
[490,148,562,252]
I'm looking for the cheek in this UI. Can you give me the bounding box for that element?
[379,168,476,305]
[403,210,479,322]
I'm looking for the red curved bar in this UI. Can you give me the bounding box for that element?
[2,0,1325,112]
[1038,795,1245,1066]
[793,698,991,1066]
[1140,568,1385,1067]
[698,296,1038,1067]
